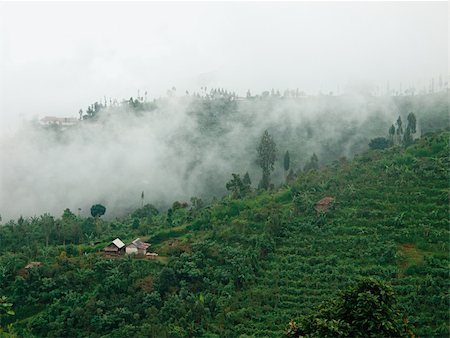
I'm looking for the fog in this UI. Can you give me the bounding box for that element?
[0,91,427,221]
[0,1,448,221]
[0,2,447,129]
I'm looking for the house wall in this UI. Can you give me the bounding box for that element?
[104,244,118,252]
[126,246,138,255]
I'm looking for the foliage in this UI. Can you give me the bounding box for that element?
[90,204,106,218]
[369,137,391,150]
[226,173,251,199]
[286,278,414,337]
[303,153,319,171]
[283,150,290,172]
[0,130,447,337]
[256,130,276,190]
[242,172,252,187]
[131,204,159,220]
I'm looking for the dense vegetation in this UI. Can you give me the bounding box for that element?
[0,125,448,337]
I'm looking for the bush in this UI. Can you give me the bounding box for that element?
[285,278,414,337]
[369,137,391,150]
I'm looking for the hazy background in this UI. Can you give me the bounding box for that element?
[0,1,448,221]
[0,1,447,131]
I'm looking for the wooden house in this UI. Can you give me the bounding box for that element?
[126,238,150,257]
[104,238,126,255]
[25,261,42,269]
[315,196,334,213]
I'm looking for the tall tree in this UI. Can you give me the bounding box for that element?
[256,130,276,190]
[303,153,319,172]
[242,172,252,186]
[396,116,403,144]
[226,173,251,199]
[388,124,396,145]
[406,112,417,134]
[284,150,291,184]
[40,213,54,247]
[284,151,290,172]
[403,112,417,146]
[403,127,413,146]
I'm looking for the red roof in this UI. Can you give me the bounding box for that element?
[315,197,334,212]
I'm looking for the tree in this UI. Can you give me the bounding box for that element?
[90,204,106,218]
[396,116,403,144]
[40,213,54,247]
[190,197,204,211]
[226,173,250,199]
[166,208,173,226]
[286,169,296,185]
[388,124,396,144]
[403,127,413,146]
[286,278,414,338]
[283,151,290,172]
[61,208,77,245]
[402,113,417,146]
[242,172,252,186]
[369,137,391,150]
[131,204,159,219]
[406,112,416,134]
[0,296,14,331]
[303,153,319,172]
[158,267,177,295]
[256,130,276,190]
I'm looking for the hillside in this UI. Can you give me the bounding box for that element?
[0,130,448,337]
[2,91,448,221]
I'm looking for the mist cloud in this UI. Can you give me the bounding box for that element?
[0,92,408,221]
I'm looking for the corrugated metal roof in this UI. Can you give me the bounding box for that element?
[132,238,150,249]
[112,238,125,249]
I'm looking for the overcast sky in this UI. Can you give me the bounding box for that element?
[0,1,448,131]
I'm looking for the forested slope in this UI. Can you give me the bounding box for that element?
[0,130,448,337]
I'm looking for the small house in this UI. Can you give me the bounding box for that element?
[146,252,159,260]
[315,197,335,213]
[25,261,42,269]
[126,238,150,257]
[104,238,126,255]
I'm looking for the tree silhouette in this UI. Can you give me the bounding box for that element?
[256,130,276,190]
[90,204,106,218]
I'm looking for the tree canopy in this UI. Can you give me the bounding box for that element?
[256,130,276,190]
[90,204,106,218]
[286,278,414,338]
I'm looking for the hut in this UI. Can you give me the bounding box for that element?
[25,261,42,269]
[146,252,159,260]
[315,196,335,213]
[104,238,126,255]
[126,238,150,257]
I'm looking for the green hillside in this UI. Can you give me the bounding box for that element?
[0,130,448,337]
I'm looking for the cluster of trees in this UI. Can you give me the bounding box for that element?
[79,101,106,120]
[246,88,307,99]
[0,204,107,253]
[370,112,417,150]
[226,130,320,199]
[285,278,414,337]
